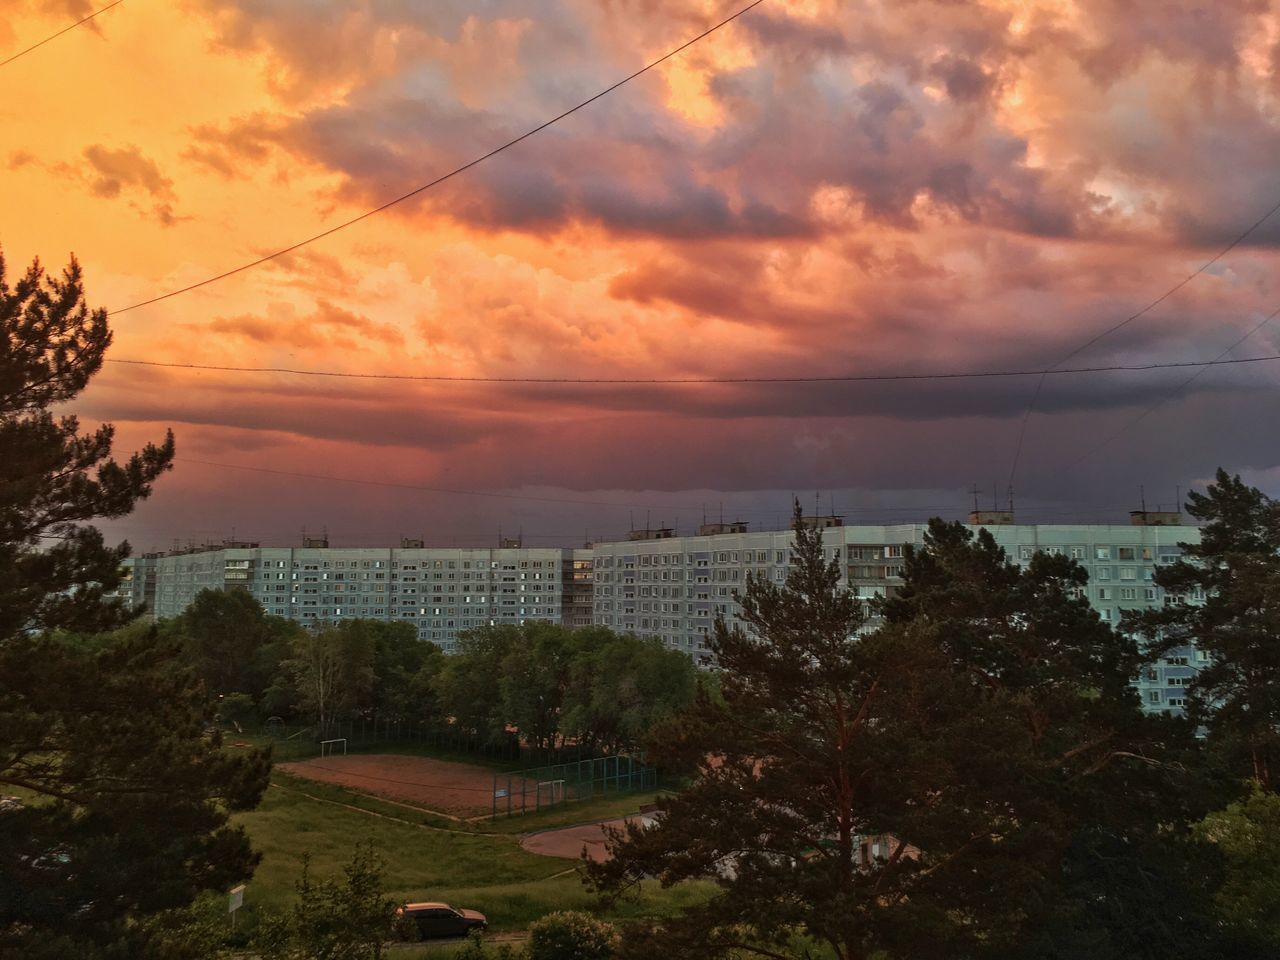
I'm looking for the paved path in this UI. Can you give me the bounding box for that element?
[520,813,656,862]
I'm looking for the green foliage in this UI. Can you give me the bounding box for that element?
[256,841,399,960]
[0,628,271,957]
[1126,468,1280,789]
[1196,787,1280,950]
[526,911,619,960]
[591,508,1200,960]
[0,251,268,958]
[500,622,575,752]
[289,621,378,735]
[561,628,697,757]
[439,623,697,756]
[219,692,258,730]
[448,935,521,960]
[177,589,299,702]
[437,626,519,744]
[369,621,444,720]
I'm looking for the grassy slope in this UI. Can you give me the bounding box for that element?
[233,771,710,935]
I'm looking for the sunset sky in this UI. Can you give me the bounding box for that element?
[6,0,1280,550]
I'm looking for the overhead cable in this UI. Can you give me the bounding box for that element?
[1005,195,1280,492]
[103,352,1280,385]
[108,0,769,316]
[0,0,125,69]
[1065,306,1280,469]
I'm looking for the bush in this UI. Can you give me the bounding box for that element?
[217,692,257,730]
[527,911,619,960]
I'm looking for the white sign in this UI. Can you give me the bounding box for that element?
[228,885,245,914]
[494,788,509,799]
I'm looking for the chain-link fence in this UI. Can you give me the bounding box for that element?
[491,754,657,817]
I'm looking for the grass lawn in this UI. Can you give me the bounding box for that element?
[232,771,710,938]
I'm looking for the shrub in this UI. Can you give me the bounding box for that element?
[527,911,619,960]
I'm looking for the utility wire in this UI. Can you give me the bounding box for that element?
[1065,306,1280,469]
[108,0,769,316]
[1005,194,1280,494]
[0,0,125,69]
[103,352,1280,384]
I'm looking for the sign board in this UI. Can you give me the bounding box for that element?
[494,788,509,799]
[228,885,245,914]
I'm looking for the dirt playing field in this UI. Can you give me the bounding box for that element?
[520,813,658,862]
[278,754,522,818]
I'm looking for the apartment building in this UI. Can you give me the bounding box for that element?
[118,511,1203,713]
[127,540,579,653]
[587,511,1203,715]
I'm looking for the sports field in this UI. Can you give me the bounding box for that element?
[278,754,525,818]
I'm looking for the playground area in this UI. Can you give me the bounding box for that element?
[278,753,517,818]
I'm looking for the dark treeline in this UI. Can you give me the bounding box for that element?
[144,595,699,760]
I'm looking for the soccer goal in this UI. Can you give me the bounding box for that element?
[319,738,347,757]
[537,779,566,808]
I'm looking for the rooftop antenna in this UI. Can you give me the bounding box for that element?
[719,501,724,524]
[1176,485,1182,511]
[1140,485,1147,512]
[702,504,707,526]
[971,484,980,512]
[1006,485,1014,513]
[815,490,821,518]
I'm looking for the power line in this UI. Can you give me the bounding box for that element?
[107,0,769,316]
[0,0,125,69]
[101,352,1280,385]
[1005,195,1280,493]
[1065,306,1280,470]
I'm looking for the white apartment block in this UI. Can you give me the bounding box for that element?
[128,541,588,654]
[117,512,1204,714]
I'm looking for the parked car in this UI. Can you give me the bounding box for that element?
[397,901,488,940]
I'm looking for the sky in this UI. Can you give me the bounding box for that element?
[6,0,1280,550]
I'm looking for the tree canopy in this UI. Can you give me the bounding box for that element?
[590,509,1205,960]
[0,251,172,641]
[0,251,270,958]
[437,622,697,757]
[1127,468,1280,790]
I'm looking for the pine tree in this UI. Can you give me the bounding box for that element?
[1127,468,1280,790]
[589,510,1199,960]
[0,251,173,640]
[0,250,270,958]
